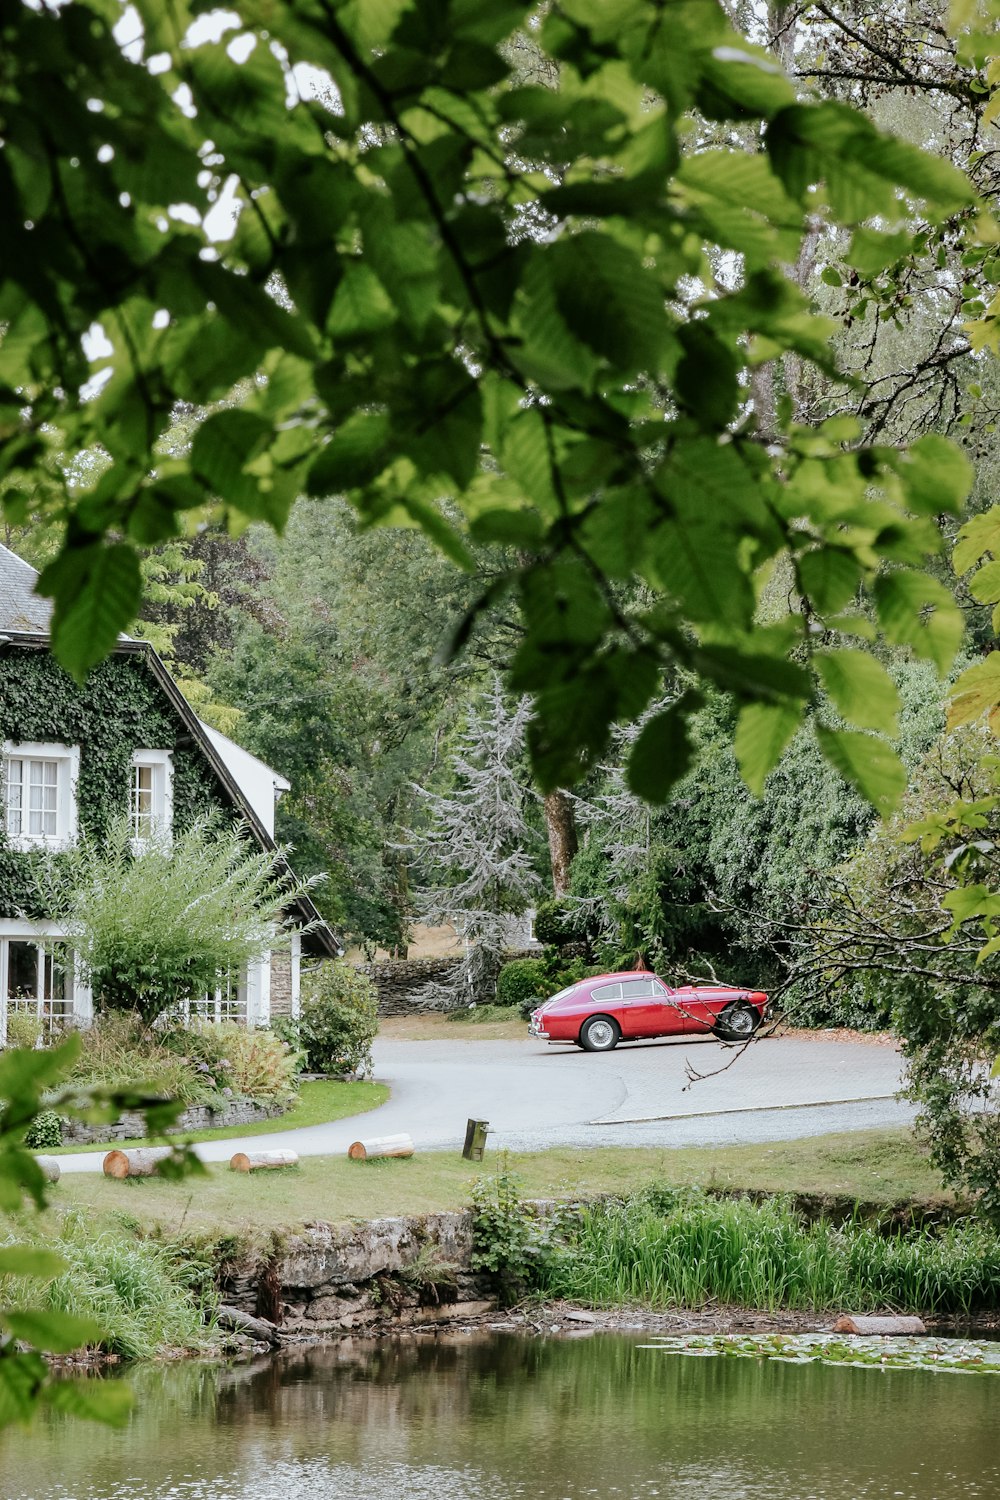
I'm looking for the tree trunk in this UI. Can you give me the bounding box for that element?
[347,1133,414,1160]
[230,1150,299,1172]
[543,789,578,896]
[102,1147,174,1178]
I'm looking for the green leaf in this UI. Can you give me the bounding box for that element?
[675,324,739,429]
[797,548,862,614]
[734,701,803,794]
[306,412,393,496]
[627,692,703,803]
[43,544,142,682]
[3,1310,102,1354]
[873,572,964,674]
[0,1247,67,1279]
[954,505,1000,576]
[0,1352,47,1427]
[549,232,669,372]
[815,649,901,734]
[327,263,397,340]
[45,1377,133,1427]
[847,227,915,276]
[189,410,272,514]
[891,434,973,516]
[816,726,907,817]
[948,653,1000,732]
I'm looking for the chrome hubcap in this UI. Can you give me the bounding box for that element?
[588,1020,615,1047]
[728,1008,754,1035]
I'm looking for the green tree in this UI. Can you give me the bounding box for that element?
[0,0,981,814]
[44,817,313,1025]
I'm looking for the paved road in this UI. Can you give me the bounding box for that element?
[56,1031,914,1174]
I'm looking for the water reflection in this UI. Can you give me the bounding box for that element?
[2,1333,997,1500]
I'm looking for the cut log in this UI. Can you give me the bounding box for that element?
[348,1133,414,1161]
[34,1156,61,1184]
[215,1306,280,1345]
[230,1150,299,1173]
[833,1314,927,1336]
[103,1147,174,1179]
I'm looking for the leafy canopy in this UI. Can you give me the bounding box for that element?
[0,0,985,810]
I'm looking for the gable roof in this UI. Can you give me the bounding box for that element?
[0,545,341,957]
[0,543,53,632]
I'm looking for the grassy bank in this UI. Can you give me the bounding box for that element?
[539,1190,1000,1316]
[0,1210,217,1358]
[51,1079,388,1155]
[50,1127,950,1241]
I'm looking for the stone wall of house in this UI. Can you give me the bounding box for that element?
[60,1097,287,1146]
[270,950,294,1018]
[220,1211,496,1332]
[357,950,540,1017]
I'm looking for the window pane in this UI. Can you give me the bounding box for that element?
[621,978,653,998]
[132,763,156,836]
[5,759,23,835]
[592,983,622,1002]
[7,941,39,1001]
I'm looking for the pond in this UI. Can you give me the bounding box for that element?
[2,1331,998,1500]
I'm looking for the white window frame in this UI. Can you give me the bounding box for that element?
[130,749,173,843]
[2,742,79,850]
[0,920,88,1046]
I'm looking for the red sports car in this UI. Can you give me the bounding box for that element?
[528,971,767,1051]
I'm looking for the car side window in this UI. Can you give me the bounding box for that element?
[592,982,622,1002]
[621,978,653,998]
[651,980,669,996]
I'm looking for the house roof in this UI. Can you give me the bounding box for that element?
[0,546,341,957]
[0,543,53,632]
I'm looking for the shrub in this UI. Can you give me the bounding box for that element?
[72,1015,211,1107]
[298,962,378,1076]
[269,1016,306,1070]
[495,959,547,1008]
[532,899,594,950]
[163,1022,299,1105]
[24,1110,63,1149]
[5,1013,44,1051]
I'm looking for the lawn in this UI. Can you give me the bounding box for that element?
[48,1127,953,1248]
[50,1079,388,1155]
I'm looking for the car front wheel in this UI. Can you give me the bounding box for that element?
[713,1001,759,1043]
[579,1016,621,1052]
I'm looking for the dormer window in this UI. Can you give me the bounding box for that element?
[130,750,173,841]
[2,743,79,848]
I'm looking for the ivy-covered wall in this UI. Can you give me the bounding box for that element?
[0,648,232,917]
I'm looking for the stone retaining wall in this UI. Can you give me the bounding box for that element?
[220,1211,496,1333]
[358,950,540,1016]
[60,1097,287,1146]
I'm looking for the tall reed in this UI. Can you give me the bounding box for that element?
[540,1191,1000,1316]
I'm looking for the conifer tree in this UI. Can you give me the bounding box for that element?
[405,683,541,1004]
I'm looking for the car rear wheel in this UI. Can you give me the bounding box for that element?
[579,1016,621,1052]
[713,1001,759,1042]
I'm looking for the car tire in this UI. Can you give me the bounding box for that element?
[713,1001,760,1042]
[579,1016,621,1052]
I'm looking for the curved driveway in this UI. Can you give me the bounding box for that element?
[56,1031,913,1174]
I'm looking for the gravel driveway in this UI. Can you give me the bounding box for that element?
[55,1030,913,1174]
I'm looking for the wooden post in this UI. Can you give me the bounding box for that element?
[230,1150,299,1172]
[102,1147,174,1179]
[347,1133,414,1161]
[462,1118,489,1161]
[34,1156,61,1184]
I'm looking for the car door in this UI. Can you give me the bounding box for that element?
[647,976,687,1036]
[672,985,719,1033]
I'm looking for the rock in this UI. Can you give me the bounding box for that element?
[833,1315,927,1336]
